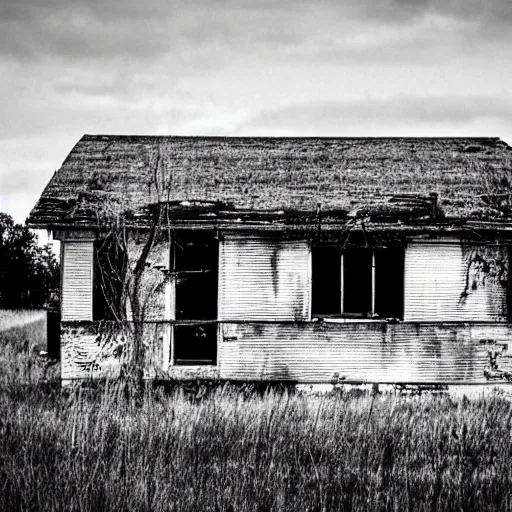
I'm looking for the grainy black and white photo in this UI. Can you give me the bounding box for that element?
[1,0,512,510]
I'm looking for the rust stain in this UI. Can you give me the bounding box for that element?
[270,244,279,298]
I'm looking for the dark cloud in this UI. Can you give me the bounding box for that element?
[0,0,279,60]
[349,0,512,26]
[1,0,511,226]
[0,8,173,60]
[1,0,511,64]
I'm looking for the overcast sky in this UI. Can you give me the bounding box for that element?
[1,0,512,224]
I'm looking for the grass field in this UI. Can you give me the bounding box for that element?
[0,309,50,385]
[0,309,46,333]
[1,312,512,511]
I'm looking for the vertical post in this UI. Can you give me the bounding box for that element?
[340,253,344,314]
[167,235,176,368]
[307,243,313,321]
[60,242,64,319]
[371,251,376,317]
[217,236,223,321]
[164,236,172,321]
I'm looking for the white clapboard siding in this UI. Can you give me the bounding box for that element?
[219,322,512,383]
[219,237,310,321]
[404,243,507,322]
[62,241,94,321]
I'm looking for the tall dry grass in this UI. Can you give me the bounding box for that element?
[0,309,51,385]
[1,315,512,511]
[0,309,46,333]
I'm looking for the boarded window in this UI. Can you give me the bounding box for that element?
[312,246,404,319]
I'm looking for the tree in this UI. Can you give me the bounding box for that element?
[0,213,59,309]
[94,201,168,393]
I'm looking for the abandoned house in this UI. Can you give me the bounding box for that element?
[27,135,512,384]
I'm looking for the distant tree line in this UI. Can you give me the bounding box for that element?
[0,213,59,309]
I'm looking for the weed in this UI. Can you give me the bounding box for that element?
[1,312,512,511]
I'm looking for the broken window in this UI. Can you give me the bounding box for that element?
[374,248,404,319]
[311,245,404,319]
[171,232,218,365]
[343,248,373,316]
[311,246,341,316]
[173,324,217,366]
[508,247,512,322]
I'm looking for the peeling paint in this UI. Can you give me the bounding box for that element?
[219,237,310,321]
[219,322,512,383]
[61,320,512,383]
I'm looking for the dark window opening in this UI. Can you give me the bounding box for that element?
[173,324,217,366]
[312,245,404,320]
[47,309,61,360]
[172,232,218,365]
[172,232,218,321]
[312,246,341,316]
[175,272,217,320]
[172,234,218,272]
[507,247,512,322]
[343,248,372,317]
[375,248,404,319]
[93,236,127,321]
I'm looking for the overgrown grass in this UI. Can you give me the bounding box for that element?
[0,309,46,333]
[1,314,512,511]
[0,309,51,385]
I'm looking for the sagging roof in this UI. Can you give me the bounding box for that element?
[28,135,512,228]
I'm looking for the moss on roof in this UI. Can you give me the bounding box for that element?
[28,135,512,227]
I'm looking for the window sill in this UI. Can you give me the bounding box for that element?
[173,361,217,366]
[167,365,220,378]
[314,317,401,324]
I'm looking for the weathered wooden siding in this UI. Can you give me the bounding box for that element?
[126,236,169,321]
[61,320,512,383]
[60,322,168,380]
[61,241,93,321]
[60,235,512,383]
[219,237,310,321]
[404,243,508,322]
[219,322,512,383]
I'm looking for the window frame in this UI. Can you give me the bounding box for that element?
[311,244,404,321]
[168,232,219,367]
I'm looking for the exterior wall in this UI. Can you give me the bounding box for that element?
[61,241,94,321]
[61,321,512,383]
[219,236,310,321]
[60,322,168,380]
[126,235,169,321]
[218,322,512,383]
[404,243,508,321]
[58,233,512,384]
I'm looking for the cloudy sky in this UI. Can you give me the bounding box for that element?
[1,0,512,224]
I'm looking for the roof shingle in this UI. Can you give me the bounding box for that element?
[27,135,512,227]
